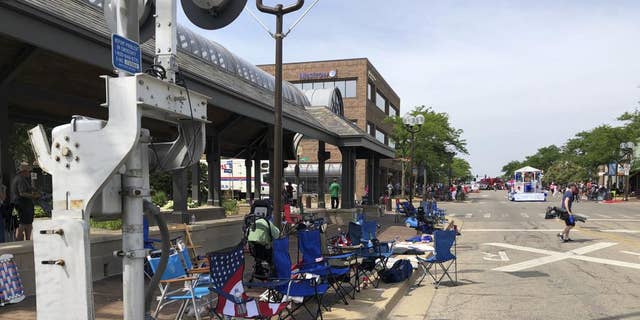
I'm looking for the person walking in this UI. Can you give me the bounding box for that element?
[329,178,341,209]
[11,163,40,241]
[558,183,578,242]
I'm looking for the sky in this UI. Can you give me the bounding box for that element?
[177,0,640,177]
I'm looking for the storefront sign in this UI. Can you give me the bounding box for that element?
[299,70,336,80]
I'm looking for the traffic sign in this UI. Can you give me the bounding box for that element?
[111,34,142,74]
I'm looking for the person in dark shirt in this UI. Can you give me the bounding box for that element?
[11,163,40,241]
[558,183,578,242]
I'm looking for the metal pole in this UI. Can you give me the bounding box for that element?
[409,130,415,204]
[257,0,304,228]
[122,141,145,320]
[273,10,284,228]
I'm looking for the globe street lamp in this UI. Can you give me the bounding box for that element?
[619,142,636,201]
[403,113,424,204]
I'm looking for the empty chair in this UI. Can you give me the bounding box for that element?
[415,230,457,288]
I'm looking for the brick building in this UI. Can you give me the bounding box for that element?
[260,58,401,201]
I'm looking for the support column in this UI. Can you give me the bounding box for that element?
[317,141,326,209]
[373,155,381,204]
[172,169,188,222]
[267,128,274,201]
[245,157,252,202]
[206,129,221,206]
[191,163,200,205]
[254,157,261,200]
[339,147,356,209]
[0,90,11,188]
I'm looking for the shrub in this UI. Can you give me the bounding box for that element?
[151,190,169,207]
[34,205,48,218]
[90,219,123,230]
[222,199,238,215]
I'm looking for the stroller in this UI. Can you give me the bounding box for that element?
[544,206,587,223]
[244,199,279,281]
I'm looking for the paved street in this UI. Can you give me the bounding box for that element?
[410,191,640,320]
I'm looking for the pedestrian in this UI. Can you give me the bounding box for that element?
[329,178,341,209]
[0,184,11,243]
[11,163,39,241]
[558,183,578,242]
[450,185,457,201]
[285,181,294,204]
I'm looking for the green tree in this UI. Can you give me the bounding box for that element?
[501,160,523,180]
[564,125,629,171]
[386,105,468,185]
[451,157,473,182]
[544,161,588,184]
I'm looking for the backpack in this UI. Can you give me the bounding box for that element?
[379,259,413,283]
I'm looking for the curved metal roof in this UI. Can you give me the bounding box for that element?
[82,0,310,108]
[304,88,344,117]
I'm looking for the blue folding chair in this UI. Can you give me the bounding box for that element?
[297,229,356,304]
[415,230,457,288]
[273,236,329,320]
[343,221,394,288]
[147,252,211,319]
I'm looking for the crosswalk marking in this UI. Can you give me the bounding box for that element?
[465,213,473,218]
[483,213,491,218]
[520,212,529,218]
[588,219,640,222]
[596,214,612,218]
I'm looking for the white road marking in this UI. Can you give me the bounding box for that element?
[482,242,640,272]
[502,213,508,218]
[483,213,491,218]
[601,230,640,233]
[520,212,529,218]
[481,195,489,198]
[621,250,640,257]
[482,251,510,262]
[595,214,612,218]
[588,219,640,222]
[465,213,473,218]
[465,229,572,232]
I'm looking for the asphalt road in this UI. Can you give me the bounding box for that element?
[419,191,640,320]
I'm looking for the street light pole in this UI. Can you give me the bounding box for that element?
[619,142,636,201]
[402,114,424,205]
[257,0,304,228]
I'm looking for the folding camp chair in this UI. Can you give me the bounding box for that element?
[416,230,457,288]
[147,251,211,320]
[207,243,290,320]
[297,229,357,304]
[356,221,395,288]
[273,236,330,320]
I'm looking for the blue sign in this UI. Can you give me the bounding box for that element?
[608,162,617,176]
[111,34,141,74]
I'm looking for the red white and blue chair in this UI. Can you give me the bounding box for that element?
[207,243,290,320]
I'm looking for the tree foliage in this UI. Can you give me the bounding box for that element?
[501,109,639,184]
[386,105,468,184]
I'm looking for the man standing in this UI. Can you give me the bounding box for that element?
[558,183,578,242]
[329,178,341,209]
[11,163,39,241]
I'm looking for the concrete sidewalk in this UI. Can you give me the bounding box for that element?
[1,208,443,319]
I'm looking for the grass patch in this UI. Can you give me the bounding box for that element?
[90,219,123,230]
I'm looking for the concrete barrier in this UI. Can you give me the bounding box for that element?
[0,216,244,296]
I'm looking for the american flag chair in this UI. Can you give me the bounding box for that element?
[207,243,290,319]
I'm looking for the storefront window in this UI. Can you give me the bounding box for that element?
[375,129,385,144]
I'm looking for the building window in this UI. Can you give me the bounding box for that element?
[367,82,373,101]
[367,122,374,136]
[375,129,385,144]
[390,103,399,116]
[388,138,396,149]
[375,91,386,112]
[292,80,357,98]
[345,80,356,98]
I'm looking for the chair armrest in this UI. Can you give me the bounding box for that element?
[325,252,355,260]
[160,276,197,284]
[188,267,210,274]
[245,279,291,288]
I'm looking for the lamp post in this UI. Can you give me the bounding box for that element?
[256,0,304,228]
[619,142,636,201]
[402,114,424,204]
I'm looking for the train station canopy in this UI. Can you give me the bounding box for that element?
[0,0,394,160]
